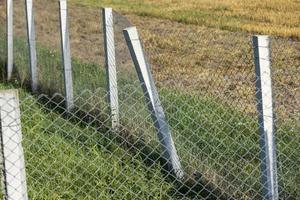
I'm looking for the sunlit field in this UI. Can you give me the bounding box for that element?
[71,0,300,39]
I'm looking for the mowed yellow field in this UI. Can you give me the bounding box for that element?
[71,0,300,39]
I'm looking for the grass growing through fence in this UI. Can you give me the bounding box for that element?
[160,89,300,199]
[0,30,299,199]
[0,84,174,200]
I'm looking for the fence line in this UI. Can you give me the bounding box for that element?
[103,8,119,130]
[253,35,278,200]
[25,0,38,92]
[59,0,73,111]
[0,1,298,199]
[123,27,184,179]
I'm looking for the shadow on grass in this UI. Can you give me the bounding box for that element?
[0,59,229,199]
[32,89,230,199]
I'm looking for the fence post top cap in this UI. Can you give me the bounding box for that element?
[253,35,270,40]
[103,7,113,11]
[59,0,68,8]
[253,35,270,47]
[0,89,19,95]
[123,26,139,38]
[253,35,270,38]
[124,26,137,32]
[0,89,19,100]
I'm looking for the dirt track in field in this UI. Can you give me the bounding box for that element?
[0,0,299,120]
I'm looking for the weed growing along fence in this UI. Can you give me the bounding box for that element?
[0,0,299,199]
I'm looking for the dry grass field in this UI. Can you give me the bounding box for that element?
[72,0,300,39]
[67,0,299,118]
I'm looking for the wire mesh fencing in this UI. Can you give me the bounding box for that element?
[133,12,299,199]
[0,0,299,199]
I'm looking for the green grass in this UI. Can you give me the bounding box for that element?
[160,89,300,198]
[0,84,174,199]
[0,29,299,199]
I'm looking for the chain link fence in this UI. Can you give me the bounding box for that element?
[0,0,299,199]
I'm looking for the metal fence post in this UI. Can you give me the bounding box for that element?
[25,0,38,92]
[6,0,13,81]
[59,0,73,111]
[0,90,28,200]
[253,35,278,200]
[123,27,184,179]
[102,8,119,130]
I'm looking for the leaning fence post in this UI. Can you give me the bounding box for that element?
[59,0,73,111]
[25,0,38,92]
[123,27,184,179]
[102,8,119,130]
[253,35,278,200]
[6,0,13,80]
[0,90,28,200]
